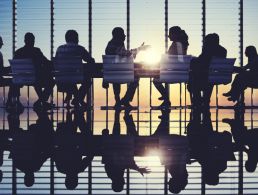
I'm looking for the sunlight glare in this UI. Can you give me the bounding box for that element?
[135,48,162,67]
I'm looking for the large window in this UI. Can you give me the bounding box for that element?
[0,0,256,108]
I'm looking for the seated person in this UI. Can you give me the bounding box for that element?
[223,46,258,104]
[0,36,23,111]
[14,33,55,110]
[105,27,149,108]
[54,111,94,190]
[188,33,227,107]
[153,109,189,193]
[187,109,234,186]
[101,110,150,192]
[153,26,189,108]
[223,116,258,173]
[55,30,95,108]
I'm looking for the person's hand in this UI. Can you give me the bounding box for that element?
[139,42,151,51]
[138,167,151,176]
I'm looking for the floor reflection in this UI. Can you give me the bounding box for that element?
[0,107,258,194]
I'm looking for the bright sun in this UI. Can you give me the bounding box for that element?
[135,48,162,67]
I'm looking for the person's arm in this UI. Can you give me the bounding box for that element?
[115,46,134,57]
[116,43,150,58]
[38,48,53,70]
[243,62,252,71]
[80,155,94,172]
[82,47,95,63]
[129,161,151,176]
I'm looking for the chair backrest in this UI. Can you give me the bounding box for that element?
[159,135,189,165]
[159,55,192,83]
[9,59,36,85]
[54,56,83,84]
[208,58,236,84]
[102,55,134,84]
[102,136,134,165]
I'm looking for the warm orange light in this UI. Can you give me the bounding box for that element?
[135,48,162,67]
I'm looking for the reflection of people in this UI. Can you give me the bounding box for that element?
[54,110,94,190]
[0,132,5,183]
[55,30,95,108]
[9,110,53,187]
[223,115,258,173]
[153,109,189,193]
[223,46,258,104]
[14,33,55,110]
[0,36,23,111]
[187,108,234,186]
[188,33,227,107]
[153,26,189,108]
[102,109,150,192]
[105,27,149,108]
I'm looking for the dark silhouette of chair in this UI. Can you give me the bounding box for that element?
[54,56,84,84]
[9,59,36,85]
[159,54,192,83]
[208,58,236,84]
[102,55,134,84]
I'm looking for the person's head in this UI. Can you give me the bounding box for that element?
[112,27,126,42]
[0,36,3,49]
[168,177,188,194]
[245,159,257,172]
[102,128,109,136]
[65,174,79,190]
[245,151,258,172]
[65,30,79,44]
[111,178,125,192]
[212,33,220,45]
[24,33,35,47]
[245,46,257,58]
[202,34,216,54]
[203,166,219,185]
[24,172,35,187]
[168,26,182,41]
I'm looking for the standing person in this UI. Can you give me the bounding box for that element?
[153,26,189,108]
[0,36,23,111]
[105,27,149,108]
[14,33,55,110]
[188,33,226,107]
[55,30,95,108]
[223,46,258,104]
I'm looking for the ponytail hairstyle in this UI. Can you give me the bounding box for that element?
[180,29,189,52]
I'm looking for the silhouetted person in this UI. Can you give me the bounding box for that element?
[223,46,258,104]
[153,109,189,193]
[9,110,53,187]
[54,110,94,190]
[0,36,23,112]
[14,33,55,110]
[187,108,234,186]
[188,33,227,107]
[55,30,95,108]
[102,109,150,192]
[105,27,149,108]
[223,115,258,173]
[153,26,189,108]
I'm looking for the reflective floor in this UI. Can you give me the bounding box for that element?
[0,107,258,195]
